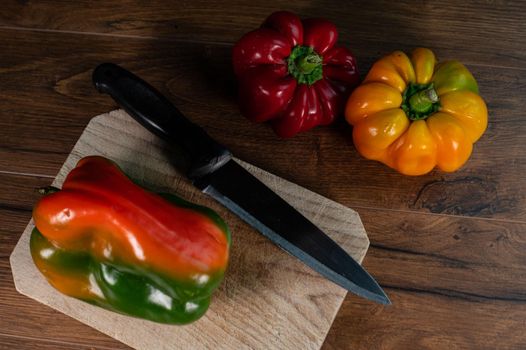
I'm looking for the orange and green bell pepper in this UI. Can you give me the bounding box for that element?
[30,156,230,324]
[345,48,488,175]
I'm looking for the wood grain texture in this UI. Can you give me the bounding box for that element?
[360,209,526,302]
[322,208,526,349]
[11,110,369,350]
[1,1,525,69]
[1,1,525,349]
[0,334,122,350]
[325,290,526,350]
[0,28,524,220]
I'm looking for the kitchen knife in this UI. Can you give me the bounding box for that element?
[92,63,390,305]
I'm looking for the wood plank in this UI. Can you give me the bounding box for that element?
[357,208,526,301]
[322,208,526,349]
[1,1,524,69]
[0,333,127,350]
[0,174,52,211]
[0,28,524,220]
[324,290,526,350]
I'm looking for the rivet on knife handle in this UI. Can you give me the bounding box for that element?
[92,63,232,179]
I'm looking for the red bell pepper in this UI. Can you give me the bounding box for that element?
[232,11,360,138]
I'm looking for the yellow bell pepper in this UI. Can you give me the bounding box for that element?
[345,48,488,175]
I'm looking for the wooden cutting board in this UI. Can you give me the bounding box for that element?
[10,110,370,350]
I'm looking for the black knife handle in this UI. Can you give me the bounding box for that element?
[92,63,232,179]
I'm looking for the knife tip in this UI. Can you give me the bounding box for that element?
[380,294,392,305]
[376,285,392,305]
[369,289,391,305]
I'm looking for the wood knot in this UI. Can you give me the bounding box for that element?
[412,177,505,216]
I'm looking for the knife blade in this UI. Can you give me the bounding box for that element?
[92,63,390,305]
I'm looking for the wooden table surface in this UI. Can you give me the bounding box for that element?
[1,1,524,349]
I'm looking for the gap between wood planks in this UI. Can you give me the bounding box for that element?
[378,284,526,304]
[2,173,526,225]
[1,25,525,72]
[0,170,54,179]
[0,25,233,47]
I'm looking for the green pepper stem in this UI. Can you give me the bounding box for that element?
[37,186,60,195]
[408,86,439,114]
[296,53,322,74]
[287,46,323,85]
